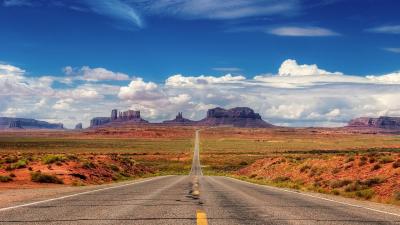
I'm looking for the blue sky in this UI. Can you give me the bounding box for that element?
[1,0,399,78]
[0,0,399,128]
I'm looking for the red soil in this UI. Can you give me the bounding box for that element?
[237,154,400,203]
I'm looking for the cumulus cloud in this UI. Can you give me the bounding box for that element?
[53,98,74,110]
[118,78,161,100]
[55,87,103,100]
[278,59,343,76]
[64,66,130,81]
[0,64,25,75]
[366,72,400,84]
[269,26,339,37]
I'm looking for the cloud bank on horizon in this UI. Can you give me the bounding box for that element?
[1,59,400,128]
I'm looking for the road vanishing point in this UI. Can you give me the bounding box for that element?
[0,130,400,224]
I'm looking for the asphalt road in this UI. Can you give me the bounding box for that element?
[0,131,400,224]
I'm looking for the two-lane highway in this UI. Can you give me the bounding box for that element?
[1,130,400,224]
[190,130,202,176]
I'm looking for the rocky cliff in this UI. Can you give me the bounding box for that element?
[163,112,195,125]
[198,107,274,128]
[90,109,148,128]
[348,116,400,130]
[75,123,83,130]
[90,117,111,127]
[0,117,64,130]
[9,120,23,129]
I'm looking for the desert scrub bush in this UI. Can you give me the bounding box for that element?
[109,164,120,172]
[358,160,367,167]
[344,182,367,192]
[82,161,96,169]
[4,156,18,164]
[66,154,80,161]
[112,172,131,181]
[272,176,291,182]
[360,177,384,187]
[379,156,394,164]
[299,165,311,173]
[392,160,400,169]
[369,157,376,163]
[358,156,368,166]
[330,179,352,188]
[9,173,16,177]
[0,175,12,182]
[43,155,66,164]
[31,172,63,184]
[394,192,400,201]
[331,189,340,195]
[355,189,375,199]
[249,174,257,178]
[309,167,323,177]
[11,159,27,169]
[120,157,135,166]
[239,161,248,166]
[345,156,355,163]
[331,167,341,174]
[371,164,381,171]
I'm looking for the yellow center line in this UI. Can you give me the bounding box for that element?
[196,209,208,225]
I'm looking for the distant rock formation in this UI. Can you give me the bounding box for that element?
[348,116,400,130]
[198,107,274,128]
[9,120,23,129]
[0,117,64,130]
[89,109,148,128]
[163,112,195,125]
[75,123,83,130]
[90,117,111,127]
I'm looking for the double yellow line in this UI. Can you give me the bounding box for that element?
[196,209,208,225]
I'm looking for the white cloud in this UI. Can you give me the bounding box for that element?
[278,59,343,76]
[3,0,33,7]
[2,59,400,128]
[165,74,246,87]
[384,48,400,53]
[366,72,400,84]
[168,94,191,105]
[269,26,339,37]
[64,66,130,81]
[118,78,161,100]
[368,25,400,34]
[53,98,74,110]
[82,0,143,28]
[212,67,242,72]
[56,87,103,100]
[137,0,298,20]
[0,64,25,75]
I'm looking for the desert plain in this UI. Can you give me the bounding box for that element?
[1,125,400,205]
